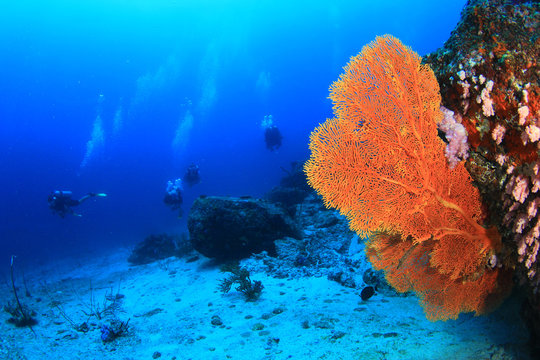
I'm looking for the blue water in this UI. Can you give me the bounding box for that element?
[0,0,465,265]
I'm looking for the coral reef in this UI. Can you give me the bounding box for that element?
[305,35,513,320]
[423,0,538,335]
[422,0,539,350]
[243,192,373,291]
[424,0,540,294]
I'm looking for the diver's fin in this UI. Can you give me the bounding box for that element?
[95,193,107,197]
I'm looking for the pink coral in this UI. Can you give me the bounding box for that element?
[506,174,530,203]
[526,124,540,143]
[532,163,540,193]
[514,213,529,234]
[491,124,506,145]
[518,105,530,125]
[438,106,470,168]
[502,164,540,293]
[527,198,540,219]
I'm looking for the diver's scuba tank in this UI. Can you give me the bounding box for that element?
[53,190,73,198]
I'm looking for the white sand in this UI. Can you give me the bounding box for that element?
[1,248,530,360]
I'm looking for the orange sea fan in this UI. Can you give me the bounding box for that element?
[366,231,512,321]
[305,35,511,320]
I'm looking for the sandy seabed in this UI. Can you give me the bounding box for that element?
[1,248,531,360]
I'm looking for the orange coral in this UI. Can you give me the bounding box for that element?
[366,232,512,321]
[305,35,512,320]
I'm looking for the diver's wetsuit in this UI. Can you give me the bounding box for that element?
[48,191,104,218]
[183,164,201,187]
[265,125,283,151]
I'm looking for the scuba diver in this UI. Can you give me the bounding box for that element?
[261,114,283,151]
[183,163,201,187]
[163,178,184,218]
[48,191,107,218]
[264,125,283,151]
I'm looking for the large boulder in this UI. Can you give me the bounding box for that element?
[188,196,301,260]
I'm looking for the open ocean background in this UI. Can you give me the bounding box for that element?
[0,0,466,266]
